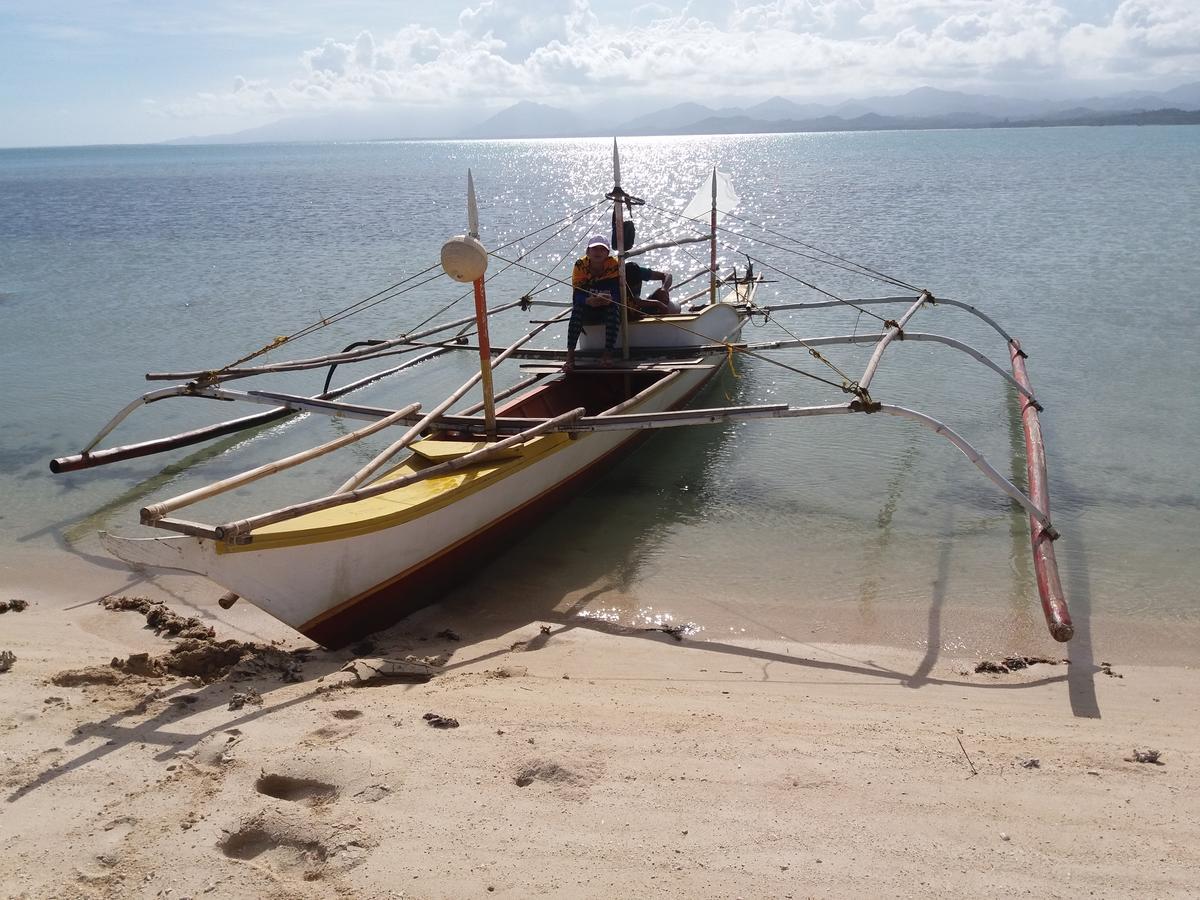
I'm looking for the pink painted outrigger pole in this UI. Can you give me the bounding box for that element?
[1010,340,1073,642]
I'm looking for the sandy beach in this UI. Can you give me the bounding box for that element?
[1,550,1197,900]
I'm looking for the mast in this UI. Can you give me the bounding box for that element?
[709,167,718,305]
[613,139,631,361]
[441,170,497,439]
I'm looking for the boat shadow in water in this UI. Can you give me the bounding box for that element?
[414,365,1071,699]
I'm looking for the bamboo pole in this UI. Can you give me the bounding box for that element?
[614,140,631,362]
[141,402,422,523]
[151,517,224,540]
[599,370,683,417]
[474,279,498,438]
[464,172,498,439]
[735,332,1036,401]
[139,395,1048,553]
[335,303,572,492]
[760,296,1017,344]
[456,374,542,415]
[74,386,191,455]
[144,300,528,382]
[1010,339,1072,642]
[876,403,1053,529]
[51,346,451,474]
[215,407,586,542]
[623,235,710,258]
[336,372,487,492]
[857,291,930,393]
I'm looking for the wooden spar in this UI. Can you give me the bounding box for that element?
[144,299,528,382]
[214,408,586,542]
[875,404,1055,530]
[603,369,683,416]
[614,139,631,362]
[623,235,710,259]
[72,386,190,456]
[141,402,423,524]
[669,265,718,293]
[466,170,498,439]
[336,293,571,491]
[456,373,543,415]
[709,168,718,305]
[50,346,451,474]
[53,406,286,474]
[857,291,931,393]
[762,296,1018,345]
[1010,340,1073,642]
[474,280,497,437]
[336,369,487,492]
[737,332,1037,401]
[148,517,223,540]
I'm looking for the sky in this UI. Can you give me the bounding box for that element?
[1,0,1198,147]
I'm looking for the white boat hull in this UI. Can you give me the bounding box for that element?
[103,348,735,646]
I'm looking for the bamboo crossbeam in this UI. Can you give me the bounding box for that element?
[518,363,713,374]
[761,296,916,311]
[75,386,191,455]
[203,388,404,422]
[1010,339,1072,642]
[336,306,573,492]
[215,407,587,542]
[671,266,715,293]
[135,395,1044,547]
[602,370,683,417]
[51,346,451,474]
[760,296,1017,345]
[152,517,224,540]
[456,374,543,416]
[141,402,423,523]
[196,385,556,433]
[336,370,488,492]
[875,404,1052,529]
[623,234,711,260]
[739,332,1036,401]
[54,403,274,474]
[560,403,804,431]
[857,291,931,393]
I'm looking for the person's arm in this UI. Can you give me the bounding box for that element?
[589,272,620,306]
[574,260,620,306]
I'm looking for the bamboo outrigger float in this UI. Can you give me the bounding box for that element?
[51,142,1072,647]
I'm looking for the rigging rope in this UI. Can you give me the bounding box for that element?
[207,201,604,379]
[641,200,902,321]
[722,210,922,293]
[489,251,865,399]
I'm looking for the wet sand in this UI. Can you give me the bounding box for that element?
[1,550,1198,899]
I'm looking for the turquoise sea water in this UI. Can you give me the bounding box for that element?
[2,128,1198,656]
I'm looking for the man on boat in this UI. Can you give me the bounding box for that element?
[565,234,622,370]
[625,263,675,316]
[612,214,676,317]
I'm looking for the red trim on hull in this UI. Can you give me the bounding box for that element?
[301,365,725,648]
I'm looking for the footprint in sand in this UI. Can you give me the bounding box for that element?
[217,810,371,881]
[511,758,598,801]
[254,773,339,806]
[219,824,329,880]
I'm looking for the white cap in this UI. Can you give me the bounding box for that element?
[586,234,611,251]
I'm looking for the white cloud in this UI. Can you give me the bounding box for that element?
[1064,1,1200,76]
[151,0,1200,122]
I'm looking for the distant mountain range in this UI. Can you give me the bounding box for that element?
[169,83,1200,145]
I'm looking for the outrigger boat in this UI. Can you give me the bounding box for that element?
[51,142,1072,648]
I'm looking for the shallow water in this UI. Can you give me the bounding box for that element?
[2,129,1198,655]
